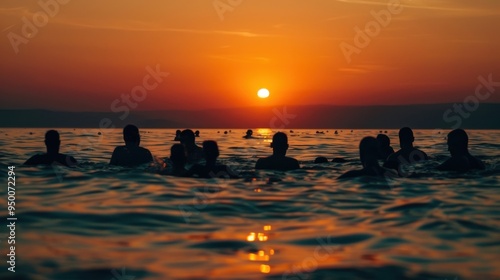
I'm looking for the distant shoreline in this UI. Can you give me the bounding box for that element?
[1,103,499,129]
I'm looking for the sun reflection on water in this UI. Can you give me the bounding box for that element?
[247,225,274,274]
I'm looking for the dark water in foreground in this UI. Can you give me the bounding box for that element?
[0,128,499,280]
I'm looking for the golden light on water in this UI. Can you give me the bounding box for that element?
[258,232,268,241]
[260,264,271,274]
[247,232,256,242]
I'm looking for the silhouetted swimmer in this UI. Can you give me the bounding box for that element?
[384,127,428,171]
[162,144,188,177]
[195,130,200,137]
[315,157,328,164]
[24,130,77,167]
[110,124,153,167]
[224,131,228,134]
[335,130,338,135]
[339,137,397,179]
[180,129,204,164]
[243,129,254,139]
[376,134,395,160]
[174,130,181,141]
[187,140,238,178]
[255,132,300,171]
[437,129,485,172]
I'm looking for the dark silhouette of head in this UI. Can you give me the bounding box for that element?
[399,127,414,148]
[123,124,140,146]
[170,144,186,167]
[376,134,391,148]
[195,130,200,137]
[180,129,196,146]
[176,130,181,135]
[447,129,469,156]
[271,132,289,156]
[45,130,61,154]
[315,156,328,163]
[203,140,219,163]
[359,136,379,167]
[246,129,253,137]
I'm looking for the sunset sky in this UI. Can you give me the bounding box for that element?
[1,0,499,111]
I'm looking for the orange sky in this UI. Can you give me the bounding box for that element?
[1,0,499,111]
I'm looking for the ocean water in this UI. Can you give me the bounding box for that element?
[0,128,499,280]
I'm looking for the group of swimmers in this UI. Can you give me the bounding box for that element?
[24,125,485,179]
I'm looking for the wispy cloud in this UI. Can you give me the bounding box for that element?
[338,63,396,74]
[336,0,500,16]
[57,20,274,37]
[208,55,270,63]
[0,7,275,38]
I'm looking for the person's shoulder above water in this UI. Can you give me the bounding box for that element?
[255,132,300,171]
[24,129,77,167]
[109,125,153,167]
[438,129,485,172]
[467,154,485,170]
[386,147,428,162]
[437,156,470,172]
[24,153,77,167]
[110,145,152,166]
[437,154,485,172]
[255,156,300,171]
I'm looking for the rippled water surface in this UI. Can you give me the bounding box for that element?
[0,128,499,280]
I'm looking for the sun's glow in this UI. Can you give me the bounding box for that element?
[257,88,270,98]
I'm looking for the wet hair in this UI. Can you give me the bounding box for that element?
[448,129,468,152]
[170,144,186,166]
[180,129,195,144]
[123,124,140,143]
[203,140,219,161]
[376,134,390,147]
[272,132,288,148]
[359,136,379,161]
[399,127,414,143]
[45,130,60,149]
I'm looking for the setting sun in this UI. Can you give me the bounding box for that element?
[257,88,270,99]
